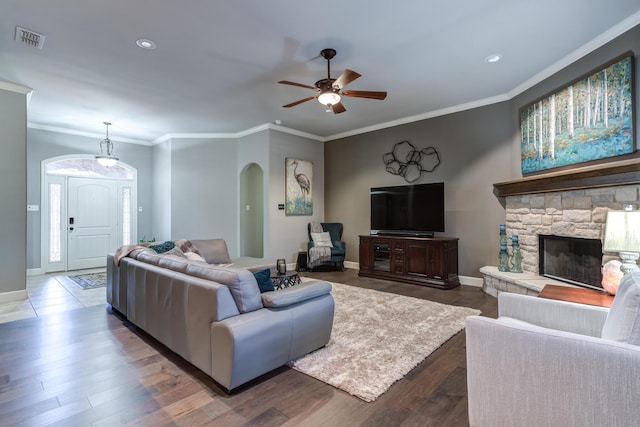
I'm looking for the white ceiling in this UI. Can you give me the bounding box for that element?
[2,1,640,143]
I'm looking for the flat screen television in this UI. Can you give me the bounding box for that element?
[370,182,445,237]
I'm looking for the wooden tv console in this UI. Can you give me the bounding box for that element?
[358,235,460,289]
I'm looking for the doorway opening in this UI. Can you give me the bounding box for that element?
[240,163,264,258]
[41,155,137,273]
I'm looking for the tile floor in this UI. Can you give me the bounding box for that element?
[0,268,107,324]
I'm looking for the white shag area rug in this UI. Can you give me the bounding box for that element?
[289,282,480,402]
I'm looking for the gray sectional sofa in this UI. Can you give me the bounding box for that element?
[106,238,334,391]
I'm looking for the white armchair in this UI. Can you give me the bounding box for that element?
[465,271,640,427]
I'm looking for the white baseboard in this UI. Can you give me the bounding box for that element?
[344,261,358,270]
[27,268,45,276]
[0,290,28,303]
[460,275,483,287]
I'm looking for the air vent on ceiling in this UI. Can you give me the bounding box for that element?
[15,26,46,49]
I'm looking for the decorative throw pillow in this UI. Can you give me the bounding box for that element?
[184,251,206,262]
[311,231,333,248]
[601,271,640,345]
[253,268,275,293]
[162,247,186,258]
[190,239,232,264]
[149,241,176,254]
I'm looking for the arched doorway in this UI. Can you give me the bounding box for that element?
[41,155,137,272]
[240,163,264,257]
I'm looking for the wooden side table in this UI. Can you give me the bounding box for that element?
[538,284,614,308]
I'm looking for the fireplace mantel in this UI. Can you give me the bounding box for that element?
[494,158,640,197]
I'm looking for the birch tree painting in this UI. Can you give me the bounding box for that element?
[520,53,634,174]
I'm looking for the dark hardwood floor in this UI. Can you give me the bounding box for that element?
[0,270,497,426]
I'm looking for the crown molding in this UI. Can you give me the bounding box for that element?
[153,132,238,144]
[324,94,510,142]
[152,123,323,145]
[267,124,324,141]
[27,123,153,146]
[0,79,32,95]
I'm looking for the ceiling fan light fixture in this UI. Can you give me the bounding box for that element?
[95,122,119,167]
[318,91,341,106]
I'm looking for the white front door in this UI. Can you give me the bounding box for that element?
[67,177,118,270]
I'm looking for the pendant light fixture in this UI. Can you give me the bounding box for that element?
[95,121,119,167]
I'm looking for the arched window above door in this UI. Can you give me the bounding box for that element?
[46,157,134,179]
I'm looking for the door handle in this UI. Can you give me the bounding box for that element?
[69,217,74,225]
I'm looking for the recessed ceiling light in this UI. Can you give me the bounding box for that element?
[484,54,502,63]
[136,38,156,50]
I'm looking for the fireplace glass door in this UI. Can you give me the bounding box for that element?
[539,235,603,290]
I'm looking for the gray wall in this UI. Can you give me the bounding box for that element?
[325,103,511,277]
[169,137,239,253]
[0,87,27,294]
[268,129,325,262]
[151,139,172,241]
[325,23,640,279]
[161,129,324,263]
[26,128,153,269]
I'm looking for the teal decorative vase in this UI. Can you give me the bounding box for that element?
[498,224,509,271]
[510,234,523,273]
[498,242,510,272]
[499,224,508,246]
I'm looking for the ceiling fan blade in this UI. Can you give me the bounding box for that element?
[283,95,317,108]
[278,80,319,91]
[332,69,361,89]
[331,101,347,114]
[342,90,387,100]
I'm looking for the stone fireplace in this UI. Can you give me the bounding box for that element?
[538,234,603,289]
[481,160,640,296]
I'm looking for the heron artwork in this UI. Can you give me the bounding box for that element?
[285,158,313,215]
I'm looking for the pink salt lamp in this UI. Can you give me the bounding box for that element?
[602,260,623,295]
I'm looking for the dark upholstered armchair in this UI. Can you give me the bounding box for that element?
[307,222,345,271]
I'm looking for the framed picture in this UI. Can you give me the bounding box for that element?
[285,158,313,215]
[520,51,635,175]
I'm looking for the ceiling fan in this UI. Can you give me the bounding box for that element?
[278,48,387,114]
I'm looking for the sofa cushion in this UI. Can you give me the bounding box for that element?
[157,255,190,273]
[190,239,232,264]
[185,263,262,313]
[261,280,332,308]
[253,268,275,293]
[136,251,163,266]
[601,270,640,345]
[129,247,155,259]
